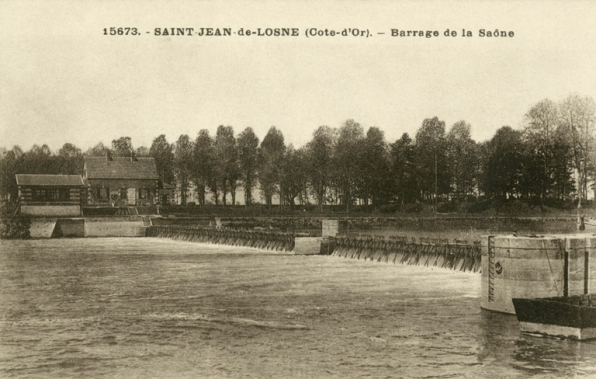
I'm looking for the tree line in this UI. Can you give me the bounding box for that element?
[1,94,595,212]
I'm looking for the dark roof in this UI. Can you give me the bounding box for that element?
[16,174,85,187]
[84,156,159,180]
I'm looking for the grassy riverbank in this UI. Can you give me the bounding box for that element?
[155,213,583,243]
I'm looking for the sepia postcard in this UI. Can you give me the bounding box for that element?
[1,1,596,378]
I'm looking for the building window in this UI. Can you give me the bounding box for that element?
[139,188,147,199]
[32,188,70,201]
[60,189,70,201]
[33,189,46,201]
[120,188,128,199]
[98,187,108,199]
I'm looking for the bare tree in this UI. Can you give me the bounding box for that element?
[446,121,477,202]
[558,94,596,210]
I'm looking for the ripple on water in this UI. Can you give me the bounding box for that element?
[0,238,595,379]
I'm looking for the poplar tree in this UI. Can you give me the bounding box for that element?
[483,126,524,199]
[237,127,260,206]
[359,127,391,207]
[332,119,364,212]
[174,135,194,205]
[149,134,175,184]
[446,121,477,201]
[414,117,449,202]
[305,126,335,212]
[214,125,239,206]
[259,127,286,208]
[193,129,216,206]
[280,145,309,209]
[390,133,417,204]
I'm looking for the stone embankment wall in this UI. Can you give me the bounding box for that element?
[293,237,323,255]
[29,218,57,238]
[27,217,147,238]
[52,218,85,237]
[85,218,146,237]
[21,205,80,217]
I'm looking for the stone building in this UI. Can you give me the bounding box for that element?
[83,155,159,206]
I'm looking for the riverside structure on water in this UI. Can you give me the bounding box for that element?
[3,201,596,345]
[481,234,596,315]
[3,237,595,378]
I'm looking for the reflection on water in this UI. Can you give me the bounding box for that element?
[0,238,594,379]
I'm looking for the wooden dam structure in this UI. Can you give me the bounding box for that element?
[147,225,296,252]
[330,235,481,272]
[145,221,483,271]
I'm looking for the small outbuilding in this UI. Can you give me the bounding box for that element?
[16,174,85,216]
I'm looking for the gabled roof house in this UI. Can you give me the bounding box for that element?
[83,155,159,206]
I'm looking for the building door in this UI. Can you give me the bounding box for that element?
[109,189,120,205]
[127,188,136,205]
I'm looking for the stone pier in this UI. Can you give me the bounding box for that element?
[481,234,595,314]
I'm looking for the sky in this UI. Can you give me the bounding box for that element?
[1,0,595,153]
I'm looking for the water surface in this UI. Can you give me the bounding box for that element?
[0,238,595,378]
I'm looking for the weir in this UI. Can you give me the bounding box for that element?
[146,225,296,252]
[328,235,482,272]
[145,222,482,270]
[319,219,481,272]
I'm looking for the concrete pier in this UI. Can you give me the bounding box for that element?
[29,217,147,238]
[84,218,146,237]
[322,219,347,238]
[293,237,322,255]
[481,234,595,314]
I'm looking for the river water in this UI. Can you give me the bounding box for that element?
[0,238,594,379]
